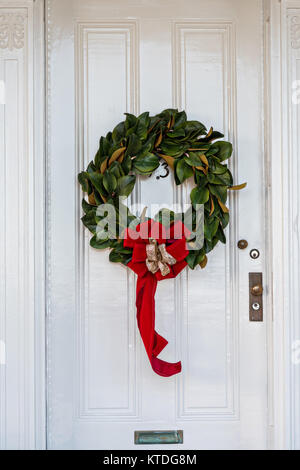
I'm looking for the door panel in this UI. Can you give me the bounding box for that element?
[47,0,267,449]
[78,22,139,419]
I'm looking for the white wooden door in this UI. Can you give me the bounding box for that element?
[47,0,268,450]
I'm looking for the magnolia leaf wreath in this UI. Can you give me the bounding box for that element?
[78,109,246,377]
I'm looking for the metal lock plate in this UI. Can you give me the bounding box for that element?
[249,272,263,321]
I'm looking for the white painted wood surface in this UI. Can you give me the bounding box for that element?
[0,0,300,451]
[0,0,45,450]
[46,0,268,450]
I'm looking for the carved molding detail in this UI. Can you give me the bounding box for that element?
[0,12,26,50]
[291,16,300,49]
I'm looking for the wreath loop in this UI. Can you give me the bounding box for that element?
[78,108,245,269]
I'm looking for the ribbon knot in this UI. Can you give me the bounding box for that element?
[145,239,177,276]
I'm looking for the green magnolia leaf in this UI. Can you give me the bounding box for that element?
[112,241,133,255]
[99,136,111,156]
[103,172,117,194]
[175,158,194,183]
[158,109,172,121]
[78,171,90,193]
[217,170,233,186]
[109,242,133,264]
[81,212,97,234]
[136,121,148,140]
[185,251,204,269]
[94,149,102,169]
[133,153,159,174]
[138,111,150,128]
[204,235,220,253]
[219,211,229,228]
[86,160,96,172]
[112,121,125,143]
[216,225,226,243]
[208,184,227,203]
[210,161,228,175]
[109,161,124,179]
[148,116,161,132]
[160,139,185,156]
[199,130,224,142]
[184,152,203,167]
[88,172,106,196]
[117,175,136,197]
[174,111,187,129]
[109,249,124,263]
[82,198,96,214]
[205,147,219,157]
[185,252,198,269]
[106,131,113,142]
[194,169,208,187]
[124,113,138,132]
[121,154,132,174]
[187,143,210,151]
[204,218,219,241]
[136,136,155,158]
[90,234,112,249]
[126,133,142,156]
[167,128,185,138]
[185,120,206,136]
[210,141,233,161]
[207,170,233,186]
[93,190,103,205]
[190,186,209,206]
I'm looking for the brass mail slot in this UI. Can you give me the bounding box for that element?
[134,430,183,445]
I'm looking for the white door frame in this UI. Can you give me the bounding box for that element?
[0,0,45,450]
[0,0,299,450]
[266,0,300,450]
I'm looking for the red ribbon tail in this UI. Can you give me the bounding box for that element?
[153,331,168,356]
[136,273,182,377]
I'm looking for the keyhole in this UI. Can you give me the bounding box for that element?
[250,249,260,259]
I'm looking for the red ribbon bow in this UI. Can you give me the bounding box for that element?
[124,219,190,377]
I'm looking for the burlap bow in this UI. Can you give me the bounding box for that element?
[145,239,177,276]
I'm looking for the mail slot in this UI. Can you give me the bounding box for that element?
[134,430,183,445]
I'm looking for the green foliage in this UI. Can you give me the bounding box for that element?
[78,109,243,268]
[175,158,194,184]
[133,153,160,174]
[190,186,210,206]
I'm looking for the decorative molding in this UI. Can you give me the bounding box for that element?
[0,0,45,450]
[291,15,300,48]
[45,0,53,446]
[285,6,300,449]
[267,0,300,450]
[0,12,26,50]
[32,0,46,450]
[172,21,239,420]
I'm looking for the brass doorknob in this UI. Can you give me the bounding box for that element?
[237,239,248,249]
[251,284,263,296]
